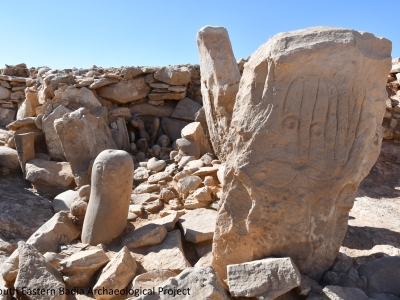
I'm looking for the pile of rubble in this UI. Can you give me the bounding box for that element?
[0,25,399,300]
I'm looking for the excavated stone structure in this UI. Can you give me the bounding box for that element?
[202,27,392,281]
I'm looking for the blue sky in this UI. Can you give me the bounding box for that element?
[0,1,395,69]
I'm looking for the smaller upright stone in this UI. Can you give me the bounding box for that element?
[81,150,134,245]
[14,132,35,178]
[227,257,301,299]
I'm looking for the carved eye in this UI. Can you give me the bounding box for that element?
[283,115,299,132]
[311,122,324,137]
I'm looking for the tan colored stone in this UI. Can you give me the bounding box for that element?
[210,27,392,282]
[178,208,217,243]
[196,26,241,161]
[130,270,177,290]
[93,247,137,300]
[122,224,167,248]
[0,108,15,127]
[98,77,151,104]
[82,150,134,245]
[42,105,71,161]
[26,211,80,253]
[54,108,117,186]
[15,242,66,300]
[147,172,171,184]
[154,66,191,85]
[59,248,110,287]
[25,158,75,193]
[141,230,191,273]
[16,88,39,119]
[227,257,301,299]
[171,97,202,122]
[148,91,186,101]
[0,146,20,171]
[53,85,102,112]
[14,132,35,177]
[89,77,119,89]
[181,122,213,156]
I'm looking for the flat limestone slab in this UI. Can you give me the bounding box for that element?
[177,208,217,243]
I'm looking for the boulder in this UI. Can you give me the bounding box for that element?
[177,175,202,196]
[16,88,39,119]
[122,224,167,248]
[171,97,202,122]
[181,122,213,156]
[53,86,102,112]
[14,132,35,177]
[89,77,119,89]
[93,247,137,300]
[0,86,10,100]
[154,66,191,86]
[358,256,400,298]
[42,105,72,161]
[175,138,200,159]
[141,230,191,273]
[147,172,171,184]
[160,118,189,142]
[151,211,179,231]
[53,190,78,213]
[15,243,66,300]
[98,77,151,104]
[135,266,229,300]
[0,146,20,171]
[177,208,217,243]
[54,108,117,186]
[0,108,15,127]
[26,211,80,253]
[41,73,76,101]
[59,248,110,287]
[227,257,301,299]
[147,157,166,172]
[25,159,75,195]
[81,150,134,245]
[196,26,241,161]
[209,27,392,282]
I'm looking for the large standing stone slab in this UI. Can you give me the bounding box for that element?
[14,132,35,177]
[208,27,392,282]
[196,26,241,161]
[81,150,134,245]
[54,108,117,186]
[227,257,301,299]
[42,105,72,161]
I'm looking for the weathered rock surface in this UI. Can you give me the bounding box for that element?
[130,270,178,290]
[25,158,75,194]
[0,146,20,171]
[358,256,400,298]
[59,248,110,287]
[122,224,167,248]
[141,230,191,273]
[196,26,241,160]
[81,150,134,245]
[135,266,229,300]
[15,242,66,300]
[99,77,151,104]
[0,108,15,126]
[181,122,213,156]
[42,105,71,161]
[54,108,117,186]
[53,190,78,213]
[227,257,301,299]
[210,27,392,281]
[53,85,102,112]
[14,132,35,177]
[93,247,137,300]
[171,97,202,122]
[316,285,373,300]
[177,208,217,243]
[26,211,80,253]
[154,66,191,86]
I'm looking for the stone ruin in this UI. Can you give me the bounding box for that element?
[0,25,397,300]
